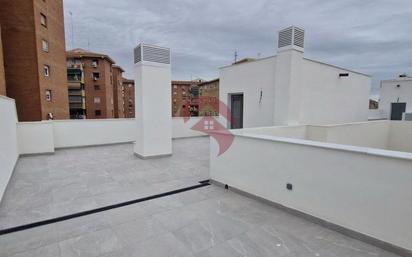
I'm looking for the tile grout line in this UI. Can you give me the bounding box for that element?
[0,180,210,236]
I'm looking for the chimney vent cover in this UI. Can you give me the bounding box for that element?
[134,44,170,64]
[278,26,304,50]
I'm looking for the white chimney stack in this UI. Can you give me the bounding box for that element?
[133,43,172,159]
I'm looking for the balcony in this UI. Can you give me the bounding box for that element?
[0,96,410,257]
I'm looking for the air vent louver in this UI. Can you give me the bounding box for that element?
[134,44,170,64]
[293,27,304,48]
[278,26,304,50]
[278,27,293,48]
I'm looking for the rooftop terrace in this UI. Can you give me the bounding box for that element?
[0,138,402,257]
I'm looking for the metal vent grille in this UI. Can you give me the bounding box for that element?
[404,113,412,121]
[293,27,304,48]
[134,44,170,64]
[278,27,293,48]
[134,45,142,63]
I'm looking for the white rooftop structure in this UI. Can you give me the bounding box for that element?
[219,26,371,129]
[379,75,412,120]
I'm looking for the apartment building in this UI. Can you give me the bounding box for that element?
[198,79,219,116]
[66,49,116,119]
[0,0,69,121]
[122,78,135,118]
[113,65,125,118]
[0,26,5,96]
[67,61,86,119]
[171,80,203,117]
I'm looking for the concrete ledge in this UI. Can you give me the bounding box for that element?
[55,141,135,150]
[134,152,172,159]
[20,152,55,157]
[210,179,412,257]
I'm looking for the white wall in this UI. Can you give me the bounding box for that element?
[300,59,371,125]
[240,125,307,139]
[210,133,412,251]
[15,117,205,154]
[368,109,387,120]
[53,119,136,148]
[0,96,18,201]
[379,78,412,118]
[312,121,390,149]
[219,56,277,128]
[388,121,412,153]
[239,121,392,151]
[172,117,207,138]
[17,121,54,155]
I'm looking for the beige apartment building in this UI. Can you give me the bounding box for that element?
[0,0,69,121]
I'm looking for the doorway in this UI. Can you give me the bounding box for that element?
[230,94,243,129]
[390,102,406,120]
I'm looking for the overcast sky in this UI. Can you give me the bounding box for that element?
[63,0,412,96]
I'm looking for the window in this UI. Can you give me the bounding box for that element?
[40,13,47,27]
[44,65,50,77]
[94,85,100,90]
[91,59,99,67]
[42,39,49,52]
[94,97,101,104]
[95,110,101,116]
[45,90,52,101]
[92,72,100,80]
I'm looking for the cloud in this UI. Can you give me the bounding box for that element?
[64,0,412,95]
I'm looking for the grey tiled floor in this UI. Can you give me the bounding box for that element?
[0,138,401,257]
[0,138,209,228]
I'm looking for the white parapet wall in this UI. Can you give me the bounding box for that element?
[53,119,137,148]
[210,122,412,252]
[15,117,207,155]
[17,121,54,155]
[172,117,208,139]
[0,96,18,201]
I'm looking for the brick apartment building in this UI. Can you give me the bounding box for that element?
[0,26,5,96]
[66,49,118,119]
[122,78,135,118]
[198,79,219,116]
[0,0,69,121]
[171,79,219,117]
[113,65,125,118]
[171,80,203,117]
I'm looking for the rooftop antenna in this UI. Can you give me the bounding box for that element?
[234,50,238,63]
[87,23,90,50]
[69,11,74,50]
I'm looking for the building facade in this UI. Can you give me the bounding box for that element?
[122,78,135,118]
[66,49,117,119]
[171,80,203,117]
[379,75,412,120]
[0,0,69,121]
[219,26,371,129]
[67,60,86,119]
[199,79,219,116]
[0,26,5,96]
[112,65,125,118]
